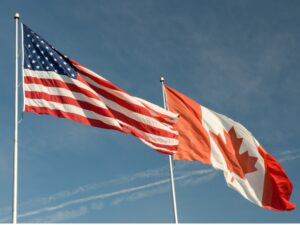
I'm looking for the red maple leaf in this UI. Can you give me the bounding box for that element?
[210,127,258,179]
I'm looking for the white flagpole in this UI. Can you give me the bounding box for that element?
[160,77,179,224]
[13,12,20,224]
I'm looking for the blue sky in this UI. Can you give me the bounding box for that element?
[0,0,299,223]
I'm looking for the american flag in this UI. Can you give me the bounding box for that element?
[22,24,179,154]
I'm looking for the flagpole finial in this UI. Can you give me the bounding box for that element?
[14,13,20,19]
[160,77,165,83]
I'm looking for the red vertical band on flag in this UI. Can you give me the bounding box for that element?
[164,85,211,164]
[258,146,296,211]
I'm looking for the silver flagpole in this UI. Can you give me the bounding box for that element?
[13,12,20,224]
[160,77,179,224]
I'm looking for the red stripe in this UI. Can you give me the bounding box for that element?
[25,105,122,132]
[258,146,295,211]
[26,90,178,139]
[24,76,100,100]
[140,103,177,126]
[25,91,115,119]
[70,59,125,92]
[110,108,178,139]
[120,123,177,152]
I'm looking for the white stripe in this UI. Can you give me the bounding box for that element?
[75,63,110,82]
[138,139,176,153]
[25,98,121,129]
[118,120,179,146]
[80,73,149,108]
[24,83,108,110]
[135,97,179,121]
[98,96,178,135]
[24,69,101,100]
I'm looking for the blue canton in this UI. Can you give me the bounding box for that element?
[23,24,77,78]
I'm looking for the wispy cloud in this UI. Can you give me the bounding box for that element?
[31,206,88,223]
[277,148,300,163]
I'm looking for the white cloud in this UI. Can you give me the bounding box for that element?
[275,148,300,163]
[90,202,105,211]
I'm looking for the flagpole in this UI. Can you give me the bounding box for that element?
[13,12,20,224]
[160,77,179,224]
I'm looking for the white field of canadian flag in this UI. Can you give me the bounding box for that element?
[165,85,295,211]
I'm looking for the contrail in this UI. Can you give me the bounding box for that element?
[34,172,217,223]
[18,164,171,209]
[18,169,213,219]
[0,163,189,220]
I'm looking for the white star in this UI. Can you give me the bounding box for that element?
[37,56,41,59]
[32,50,36,54]
[41,40,44,44]
[67,68,71,71]
[59,56,63,59]
[32,60,36,64]
[42,61,45,64]
[50,63,53,67]
[55,70,58,73]
[27,64,31,68]
[41,51,44,54]
[32,39,35,42]
[46,46,49,49]
[63,62,67,65]
[45,57,48,60]
[36,36,40,39]
[36,66,40,69]
[54,58,57,61]
[46,66,49,70]
[50,52,53,56]
[59,64,62,67]
[27,34,30,38]
[28,55,32,58]
[36,44,40,47]
[27,44,31,48]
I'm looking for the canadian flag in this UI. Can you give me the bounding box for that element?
[165,85,295,211]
